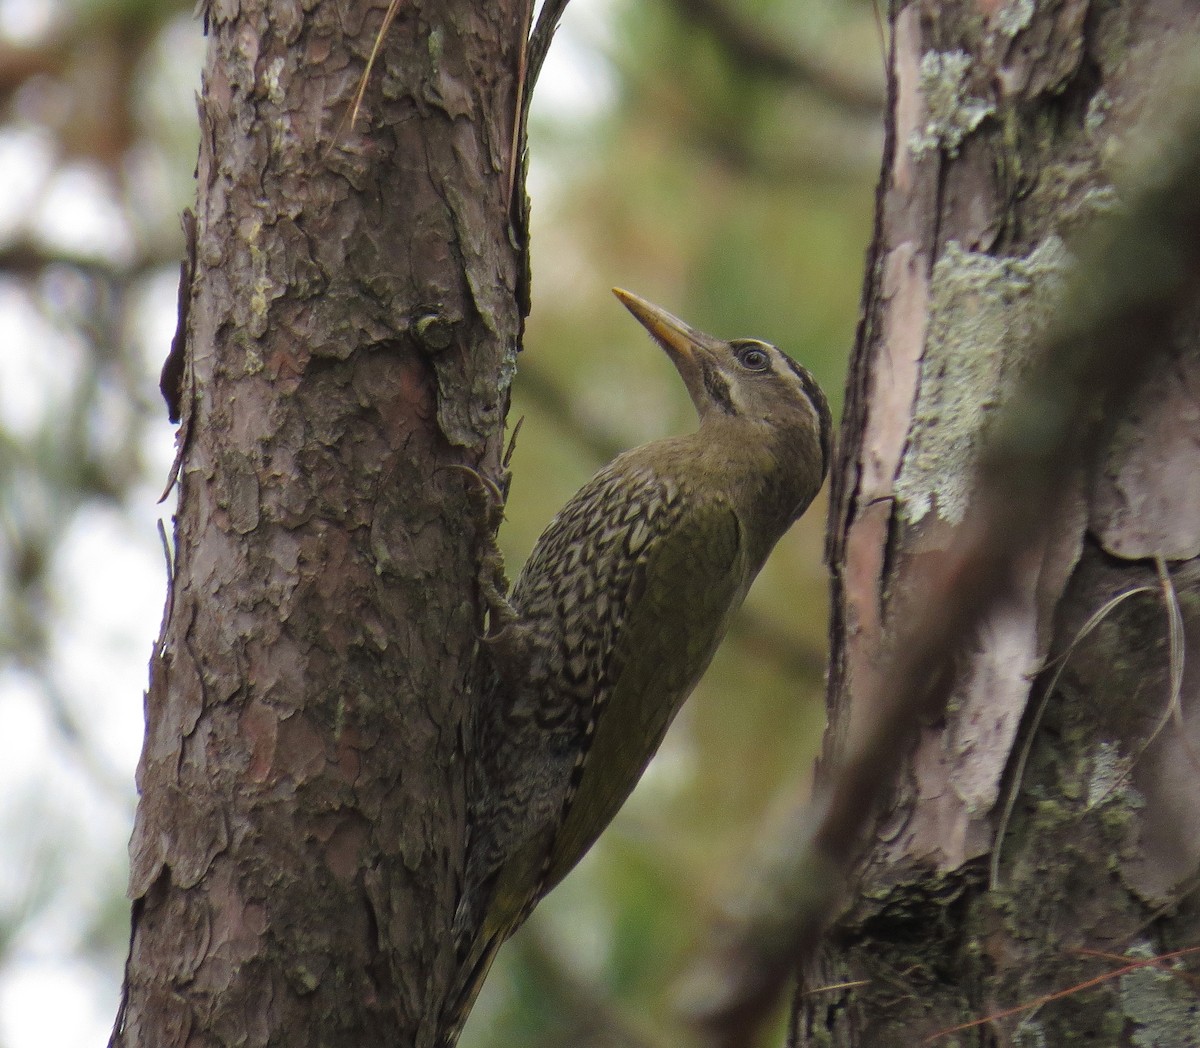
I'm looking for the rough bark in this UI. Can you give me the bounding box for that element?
[807,1,1200,1045]
[111,2,527,1045]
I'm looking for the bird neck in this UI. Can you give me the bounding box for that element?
[693,412,823,565]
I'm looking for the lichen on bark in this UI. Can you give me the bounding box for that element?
[894,235,1067,525]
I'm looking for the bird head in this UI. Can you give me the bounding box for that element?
[612,287,832,491]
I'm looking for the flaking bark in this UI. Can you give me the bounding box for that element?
[807,1,1200,1045]
[111,2,528,1045]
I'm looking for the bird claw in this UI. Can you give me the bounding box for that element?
[445,417,523,529]
[444,461,519,640]
[477,540,518,640]
[443,418,528,650]
[444,463,507,522]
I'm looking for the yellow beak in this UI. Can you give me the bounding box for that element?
[611,288,716,366]
[613,287,732,417]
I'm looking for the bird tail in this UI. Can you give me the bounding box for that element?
[437,929,504,1048]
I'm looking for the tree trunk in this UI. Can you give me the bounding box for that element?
[808,1,1200,1045]
[111,2,526,1045]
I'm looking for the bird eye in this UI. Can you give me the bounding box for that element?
[737,345,770,371]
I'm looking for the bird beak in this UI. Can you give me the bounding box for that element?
[612,288,710,361]
[612,289,723,408]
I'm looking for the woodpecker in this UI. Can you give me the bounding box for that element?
[441,289,831,1045]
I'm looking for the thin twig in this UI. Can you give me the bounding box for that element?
[350,0,405,130]
[1154,556,1200,773]
[921,946,1200,1044]
[990,585,1156,889]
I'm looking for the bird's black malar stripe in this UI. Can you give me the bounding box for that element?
[700,359,737,414]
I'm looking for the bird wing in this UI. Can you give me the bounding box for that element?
[442,484,745,1047]
[541,489,746,894]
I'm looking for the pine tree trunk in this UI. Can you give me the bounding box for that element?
[111,2,526,1045]
[807,1,1200,1044]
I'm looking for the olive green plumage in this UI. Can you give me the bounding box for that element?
[440,289,831,1046]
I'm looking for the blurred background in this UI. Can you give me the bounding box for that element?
[0,0,879,1044]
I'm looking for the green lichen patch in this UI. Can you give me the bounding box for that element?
[996,0,1035,39]
[1013,1017,1047,1048]
[1086,740,1138,810]
[910,50,995,158]
[895,236,1069,524]
[1086,89,1113,137]
[1119,942,1200,1048]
